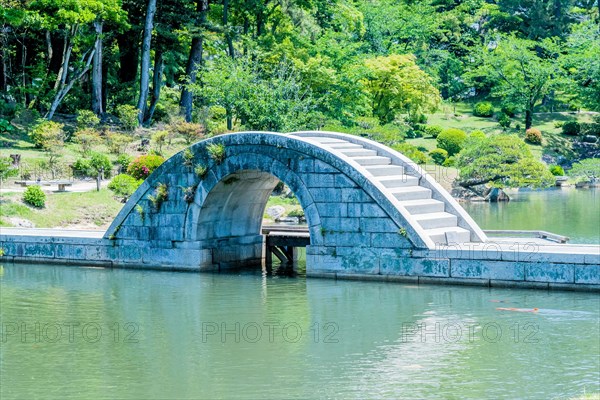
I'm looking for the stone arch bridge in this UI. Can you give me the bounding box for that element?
[106,131,487,273]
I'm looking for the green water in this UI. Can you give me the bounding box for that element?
[462,187,600,244]
[1,263,598,399]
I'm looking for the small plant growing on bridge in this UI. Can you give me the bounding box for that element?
[207,143,226,164]
[182,148,195,167]
[23,185,46,208]
[195,164,208,178]
[148,183,168,212]
[108,225,121,240]
[0,247,5,257]
[398,228,407,237]
[182,185,197,203]
[135,204,145,222]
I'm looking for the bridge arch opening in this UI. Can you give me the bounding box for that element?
[187,168,315,270]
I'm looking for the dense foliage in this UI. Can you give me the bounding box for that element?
[0,0,596,132]
[456,135,555,189]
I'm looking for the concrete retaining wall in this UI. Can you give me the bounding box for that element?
[1,233,598,291]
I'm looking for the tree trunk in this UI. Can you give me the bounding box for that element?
[180,37,203,122]
[180,0,209,122]
[137,0,158,125]
[226,108,232,130]
[46,48,95,120]
[145,50,164,124]
[116,32,139,83]
[0,39,6,92]
[91,21,104,116]
[525,107,533,129]
[54,25,77,91]
[223,0,235,59]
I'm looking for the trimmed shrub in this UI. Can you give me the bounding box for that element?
[429,148,448,165]
[497,113,511,129]
[76,110,100,128]
[423,125,443,138]
[115,104,139,131]
[108,174,142,198]
[23,185,46,208]
[116,154,133,173]
[90,152,112,178]
[562,121,580,136]
[106,133,132,155]
[473,101,494,117]
[170,121,205,144]
[442,156,455,167]
[73,128,101,155]
[29,120,65,149]
[469,130,486,140]
[392,143,427,164]
[525,128,542,145]
[549,165,564,176]
[72,158,93,177]
[436,128,467,156]
[127,154,165,180]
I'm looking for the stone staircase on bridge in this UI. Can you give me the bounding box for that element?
[300,136,472,245]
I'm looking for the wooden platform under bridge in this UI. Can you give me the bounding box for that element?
[262,225,310,265]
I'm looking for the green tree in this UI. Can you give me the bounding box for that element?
[455,134,555,193]
[470,35,562,129]
[28,0,124,119]
[569,158,600,183]
[361,54,440,123]
[0,157,18,183]
[561,20,600,111]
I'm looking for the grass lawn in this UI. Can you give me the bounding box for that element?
[411,102,595,162]
[263,194,303,223]
[0,189,124,229]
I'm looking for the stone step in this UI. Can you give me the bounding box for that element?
[304,137,347,144]
[327,143,364,150]
[364,165,405,176]
[388,186,432,201]
[377,175,420,188]
[338,148,378,157]
[398,198,445,214]
[425,227,471,245]
[413,212,458,229]
[351,156,392,166]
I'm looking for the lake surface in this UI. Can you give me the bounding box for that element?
[1,263,598,399]
[462,187,600,244]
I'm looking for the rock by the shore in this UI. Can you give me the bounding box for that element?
[483,187,510,202]
[8,217,35,228]
[265,205,286,220]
